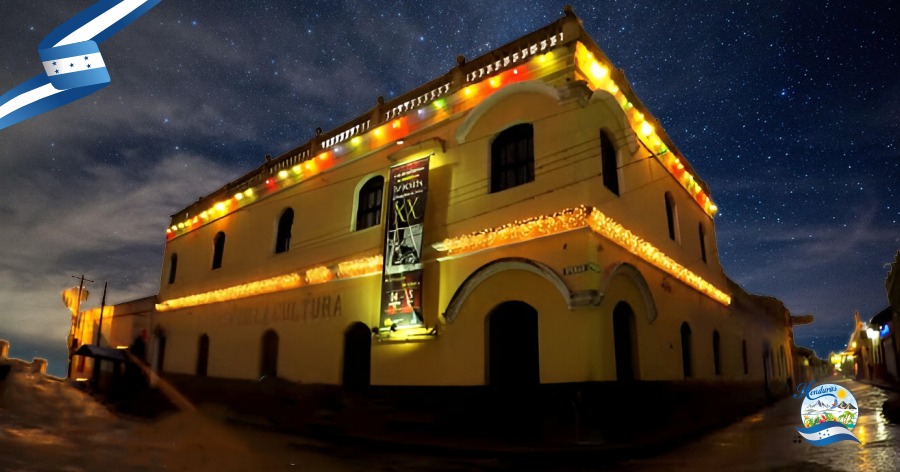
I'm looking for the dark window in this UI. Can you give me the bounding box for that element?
[742,339,749,374]
[613,302,638,381]
[713,330,721,375]
[356,176,384,231]
[196,334,209,377]
[260,330,279,378]
[681,322,692,378]
[212,232,225,269]
[168,254,178,284]
[275,208,293,254]
[699,223,707,263]
[665,192,678,241]
[601,131,619,195]
[490,123,534,193]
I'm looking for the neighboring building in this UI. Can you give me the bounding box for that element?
[887,251,900,313]
[790,313,829,383]
[836,253,900,386]
[793,346,832,383]
[884,251,900,380]
[69,296,155,387]
[846,307,897,385]
[71,9,797,410]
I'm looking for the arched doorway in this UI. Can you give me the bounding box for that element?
[260,330,279,379]
[196,334,209,377]
[613,302,638,381]
[343,322,372,388]
[486,301,539,387]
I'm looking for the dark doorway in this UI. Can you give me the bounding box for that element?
[196,334,209,377]
[153,332,166,374]
[681,322,693,378]
[762,343,772,400]
[613,302,637,381]
[260,330,279,379]
[713,330,722,376]
[342,322,372,388]
[487,301,540,387]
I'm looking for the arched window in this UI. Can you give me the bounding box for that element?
[600,130,619,195]
[490,123,534,193]
[665,192,679,242]
[260,330,279,379]
[196,334,209,377]
[356,176,384,231]
[167,254,178,284]
[713,330,721,376]
[212,232,225,269]
[681,322,692,378]
[742,339,749,374]
[275,208,293,254]
[698,223,707,263]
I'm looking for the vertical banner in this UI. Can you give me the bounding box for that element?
[380,156,430,331]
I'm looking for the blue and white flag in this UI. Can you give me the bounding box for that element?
[796,421,860,447]
[0,0,161,131]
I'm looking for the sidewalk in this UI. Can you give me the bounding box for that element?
[614,378,900,472]
[221,384,786,461]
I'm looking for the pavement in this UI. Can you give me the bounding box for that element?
[613,377,900,472]
[4,360,898,471]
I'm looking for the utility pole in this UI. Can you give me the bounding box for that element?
[66,274,93,378]
[92,281,109,389]
[71,275,93,326]
[95,281,108,346]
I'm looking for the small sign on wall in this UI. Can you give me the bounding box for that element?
[562,263,600,276]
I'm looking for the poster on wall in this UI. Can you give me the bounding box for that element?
[379,156,430,331]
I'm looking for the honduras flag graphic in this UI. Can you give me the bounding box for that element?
[0,0,161,131]
[796,421,860,447]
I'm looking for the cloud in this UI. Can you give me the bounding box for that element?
[0,152,238,343]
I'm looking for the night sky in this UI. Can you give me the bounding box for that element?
[1,1,897,377]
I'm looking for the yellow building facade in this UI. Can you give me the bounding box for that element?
[112,10,793,396]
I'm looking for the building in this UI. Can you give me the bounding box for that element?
[842,307,898,385]
[833,253,900,386]
[69,8,798,433]
[68,296,155,388]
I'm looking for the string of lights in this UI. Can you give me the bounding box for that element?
[435,206,731,306]
[165,40,717,241]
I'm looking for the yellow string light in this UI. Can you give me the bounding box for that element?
[156,255,383,311]
[435,206,731,306]
[574,42,717,218]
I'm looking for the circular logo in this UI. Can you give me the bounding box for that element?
[800,383,858,430]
